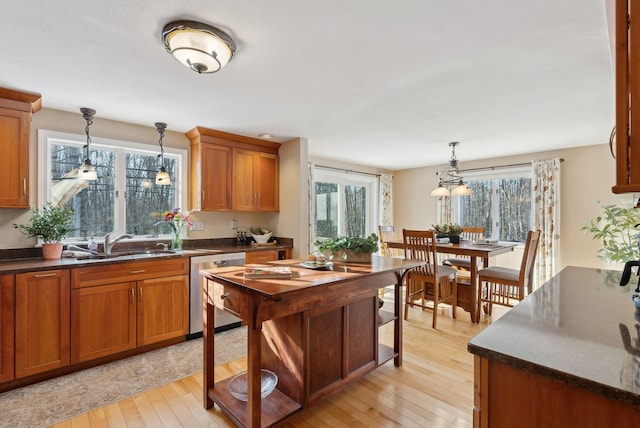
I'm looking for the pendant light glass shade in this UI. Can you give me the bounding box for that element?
[162,20,235,74]
[155,122,171,186]
[430,184,450,197]
[78,107,97,181]
[451,181,471,196]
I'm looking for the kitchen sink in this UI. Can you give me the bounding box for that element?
[75,249,177,260]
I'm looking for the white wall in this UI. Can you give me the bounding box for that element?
[394,143,627,271]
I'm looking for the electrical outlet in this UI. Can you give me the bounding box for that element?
[231,219,237,230]
[192,221,204,231]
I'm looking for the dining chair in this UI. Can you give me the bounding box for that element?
[442,227,485,273]
[378,225,403,257]
[477,230,541,317]
[402,229,457,328]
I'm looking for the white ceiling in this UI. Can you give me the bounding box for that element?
[2,0,614,170]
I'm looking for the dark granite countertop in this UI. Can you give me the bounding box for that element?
[468,266,640,407]
[0,237,293,275]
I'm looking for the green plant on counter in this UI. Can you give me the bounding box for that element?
[14,203,76,243]
[314,233,379,255]
[581,202,640,263]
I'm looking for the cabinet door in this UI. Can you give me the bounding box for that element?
[257,152,279,211]
[0,108,30,207]
[232,148,258,211]
[15,270,70,377]
[201,143,232,210]
[0,275,14,382]
[137,275,188,346]
[70,282,136,363]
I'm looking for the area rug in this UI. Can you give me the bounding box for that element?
[0,327,247,428]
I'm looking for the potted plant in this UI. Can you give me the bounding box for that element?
[14,203,76,260]
[581,202,640,263]
[432,223,463,243]
[314,233,379,262]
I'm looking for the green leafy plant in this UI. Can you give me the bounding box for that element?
[14,203,76,243]
[581,203,640,263]
[314,233,380,255]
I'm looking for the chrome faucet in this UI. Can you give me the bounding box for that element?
[104,231,134,255]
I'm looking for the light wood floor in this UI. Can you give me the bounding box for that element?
[50,299,507,428]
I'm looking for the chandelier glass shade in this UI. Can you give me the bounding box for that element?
[162,20,235,74]
[77,107,97,181]
[155,122,171,186]
[431,142,471,197]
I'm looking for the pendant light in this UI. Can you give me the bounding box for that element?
[155,122,171,185]
[77,108,97,180]
[431,142,471,197]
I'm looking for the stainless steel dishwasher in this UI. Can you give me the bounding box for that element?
[189,251,246,339]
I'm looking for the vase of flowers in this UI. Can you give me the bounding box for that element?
[161,208,193,251]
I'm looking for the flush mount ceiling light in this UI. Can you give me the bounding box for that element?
[162,20,235,74]
[77,107,98,181]
[155,122,171,185]
[430,142,471,197]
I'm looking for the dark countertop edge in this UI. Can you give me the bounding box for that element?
[468,340,640,408]
[0,243,293,275]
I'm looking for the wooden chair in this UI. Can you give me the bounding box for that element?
[378,225,403,257]
[442,227,485,272]
[402,229,457,329]
[477,230,541,316]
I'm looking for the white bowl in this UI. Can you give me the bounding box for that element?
[251,232,272,244]
[228,369,278,401]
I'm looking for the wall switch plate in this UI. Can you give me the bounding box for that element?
[192,221,204,231]
[231,219,237,230]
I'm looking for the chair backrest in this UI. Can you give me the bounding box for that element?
[379,225,400,256]
[402,229,438,277]
[461,227,484,242]
[518,230,541,292]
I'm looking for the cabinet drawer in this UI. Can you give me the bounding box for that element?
[245,250,279,264]
[212,281,247,318]
[72,257,189,288]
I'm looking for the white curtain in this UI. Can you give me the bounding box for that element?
[532,158,561,288]
[379,174,393,226]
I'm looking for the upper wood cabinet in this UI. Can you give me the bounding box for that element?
[613,0,640,193]
[186,127,280,212]
[0,87,41,207]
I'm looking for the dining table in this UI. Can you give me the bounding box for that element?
[386,239,516,322]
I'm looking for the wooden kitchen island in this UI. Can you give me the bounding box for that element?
[201,256,423,428]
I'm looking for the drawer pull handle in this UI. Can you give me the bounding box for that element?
[34,273,56,278]
[220,293,229,300]
[129,269,146,274]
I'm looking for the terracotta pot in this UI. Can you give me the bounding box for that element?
[42,243,64,260]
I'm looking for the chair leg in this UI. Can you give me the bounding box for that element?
[404,279,409,320]
[452,279,457,320]
[432,284,439,329]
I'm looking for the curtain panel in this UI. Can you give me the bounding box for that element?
[532,158,561,288]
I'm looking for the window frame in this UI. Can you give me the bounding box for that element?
[451,165,532,243]
[38,129,188,243]
[312,166,380,242]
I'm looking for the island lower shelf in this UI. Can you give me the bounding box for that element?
[208,379,302,428]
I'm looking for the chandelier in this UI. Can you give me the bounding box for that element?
[430,142,471,197]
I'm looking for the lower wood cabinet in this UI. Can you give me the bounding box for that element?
[71,260,189,364]
[15,270,70,377]
[0,275,14,382]
[245,249,279,264]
